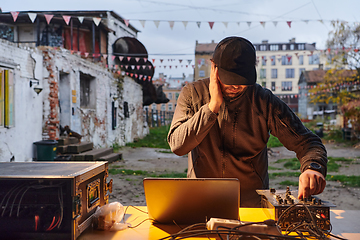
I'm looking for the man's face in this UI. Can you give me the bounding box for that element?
[218,78,247,99]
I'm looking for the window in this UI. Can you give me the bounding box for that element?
[168,103,173,111]
[271,82,276,91]
[262,56,266,66]
[309,54,320,65]
[151,103,156,110]
[271,69,277,78]
[161,104,166,111]
[282,56,292,65]
[80,72,96,108]
[260,69,266,79]
[270,56,276,65]
[290,44,295,50]
[123,101,129,118]
[285,69,295,78]
[299,68,306,76]
[298,44,305,50]
[270,44,279,51]
[282,81,293,91]
[299,55,304,65]
[199,70,205,77]
[168,92,172,99]
[0,69,14,127]
[0,25,15,42]
[282,44,287,50]
[175,92,179,100]
[260,45,267,51]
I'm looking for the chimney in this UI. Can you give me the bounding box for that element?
[289,38,296,43]
[196,40,198,45]
[211,40,214,43]
[262,40,268,44]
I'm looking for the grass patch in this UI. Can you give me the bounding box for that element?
[275,158,300,170]
[328,157,355,163]
[326,175,360,187]
[126,125,171,149]
[268,166,282,170]
[279,180,299,186]
[269,172,300,179]
[274,157,349,172]
[267,134,283,148]
[109,168,187,178]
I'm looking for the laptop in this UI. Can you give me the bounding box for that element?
[143,178,240,224]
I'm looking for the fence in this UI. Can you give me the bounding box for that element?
[145,109,174,127]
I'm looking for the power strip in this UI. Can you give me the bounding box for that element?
[206,218,282,236]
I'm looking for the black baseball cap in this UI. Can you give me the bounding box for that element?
[212,36,257,85]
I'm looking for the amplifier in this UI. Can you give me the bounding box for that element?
[257,188,335,231]
[0,162,113,240]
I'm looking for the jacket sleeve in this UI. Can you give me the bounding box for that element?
[265,92,328,177]
[167,84,218,156]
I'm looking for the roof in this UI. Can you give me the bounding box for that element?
[0,10,139,33]
[195,42,217,54]
[299,69,357,84]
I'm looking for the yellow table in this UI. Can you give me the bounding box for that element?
[78,207,360,240]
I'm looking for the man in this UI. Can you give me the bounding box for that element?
[167,36,327,207]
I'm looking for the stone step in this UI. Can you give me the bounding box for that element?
[72,148,113,161]
[57,145,68,154]
[98,152,122,163]
[67,141,93,154]
[57,136,79,146]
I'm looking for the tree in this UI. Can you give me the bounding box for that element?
[309,20,360,130]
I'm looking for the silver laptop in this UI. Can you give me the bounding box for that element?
[143,178,240,224]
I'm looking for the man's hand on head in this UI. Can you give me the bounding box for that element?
[298,169,326,199]
[208,62,223,114]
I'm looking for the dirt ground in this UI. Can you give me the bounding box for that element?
[108,143,360,210]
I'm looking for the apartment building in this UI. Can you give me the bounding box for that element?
[194,38,331,112]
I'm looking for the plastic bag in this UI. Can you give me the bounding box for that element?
[93,202,130,231]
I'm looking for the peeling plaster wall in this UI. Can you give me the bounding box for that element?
[0,39,43,162]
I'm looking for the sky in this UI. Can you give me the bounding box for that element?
[1,0,359,78]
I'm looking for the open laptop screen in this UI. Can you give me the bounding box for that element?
[143,178,240,224]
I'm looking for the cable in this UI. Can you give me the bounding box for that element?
[128,218,154,228]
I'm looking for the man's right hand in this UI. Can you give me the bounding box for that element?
[208,62,223,114]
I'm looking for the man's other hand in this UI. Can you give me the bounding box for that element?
[208,62,223,114]
[298,169,326,199]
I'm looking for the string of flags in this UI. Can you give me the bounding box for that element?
[5,11,353,30]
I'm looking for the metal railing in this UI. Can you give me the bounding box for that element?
[145,109,174,127]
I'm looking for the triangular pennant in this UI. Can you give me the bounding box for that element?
[139,20,146,28]
[93,17,101,26]
[78,16,84,24]
[237,22,240,26]
[135,57,140,62]
[196,22,201,28]
[192,65,195,69]
[136,65,140,70]
[179,59,183,63]
[260,21,266,28]
[44,14,53,24]
[127,56,131,61]
[286,21,292,28]
[85,52,89,57]
[273,21,278,27]
[318,20,324,24]
[222,22,228,28]
[208,22,214,29]
[154,20,160,28]
[130,73,134,77]
[303,20,309,24]
[148,65,152,69]
[152,59,155,63]
[131,65,135,70]
[124,19,130,27]
[187,59,192,64]
[28,13,37,23]
[169,21,174,30]
[142,65,146,69]
[103,54,107,59]
[160,59,164,63]
[125,65,129,69]
[164,66,167,69]
[63,15,71,25]
[10,12,19,22]
[247,22,251,27]
[115,65,118,69]
[169,66,172,69]
[144,58,147,62]
[182,21,188,29]
[111,56,116,61]
[119,56,124,61]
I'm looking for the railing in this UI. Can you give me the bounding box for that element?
[145,109,174,127]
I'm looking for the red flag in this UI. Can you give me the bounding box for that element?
[63,15,71,25]
[10,12,19,22]
[286,21,292,28]
[124,19,129,27]
[127,56,131,61]
[44,14,53,24]
[208,22,215,29]
[111,56,116,61]
[152,59,155,63]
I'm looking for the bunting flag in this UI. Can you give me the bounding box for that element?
[169,21,174,30]
[273,21,278,27]
[196,21,201,28]
[119,56,124,61]
[78,16,84,24]
[287,21,292,28]
[111,56,116,61]
[28,13,37,23]
[135,57,140,62]
[247,22,251,27]
[85,52,89,57]
[103,54,107,59]
[237,22,240,26]
[223,22,228,28]
[303,20,309,24]
[63,15,71,25]
[154,20,160,28]
[93,17,101,26]
[260,21,266,28]
[44,14,53,24]
[124,19,130,27]
[182,21,188,29]
[10,11,19,22]
[139,20,146,28]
